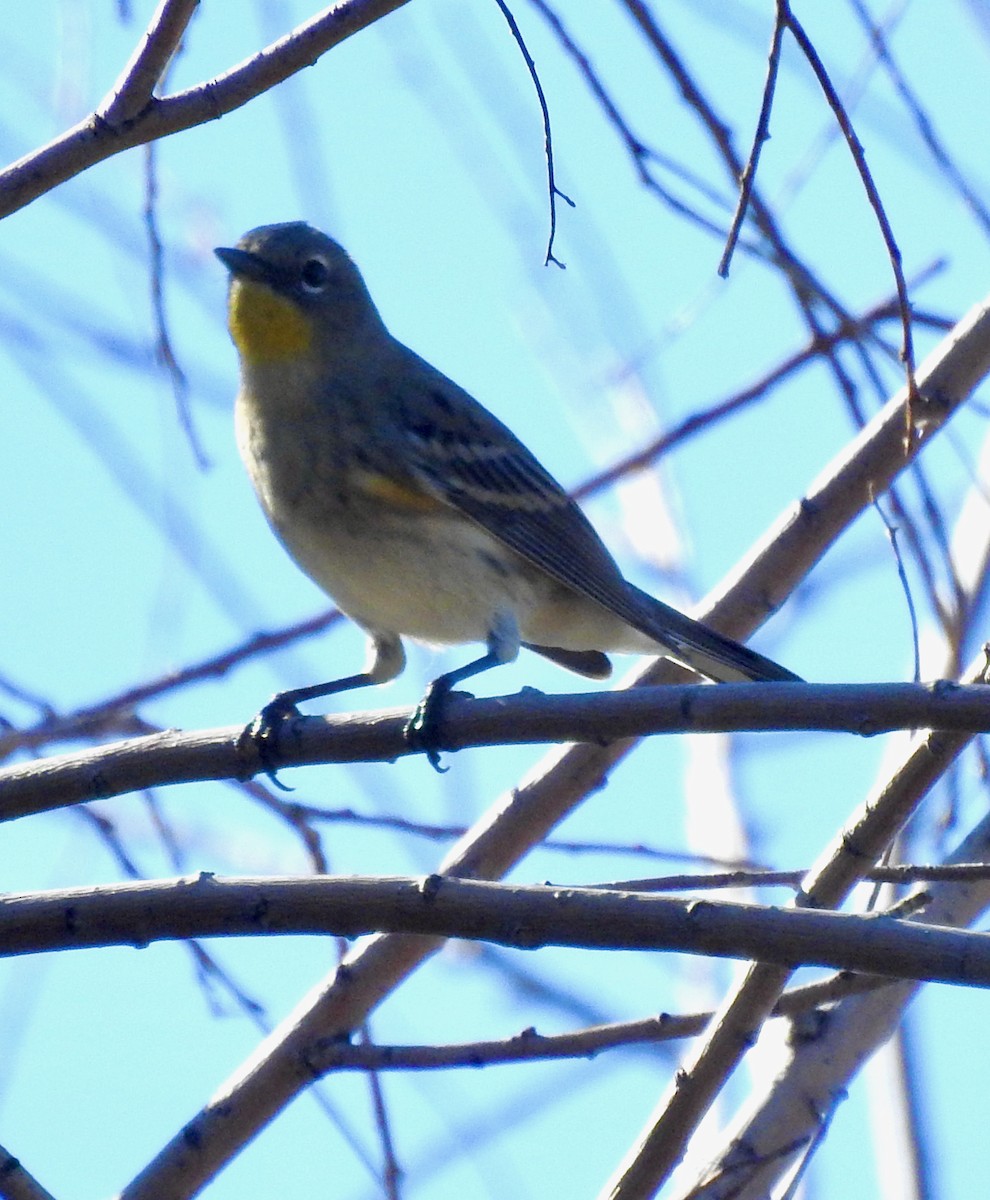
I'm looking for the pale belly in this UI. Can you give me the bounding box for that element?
[271,502,653,655]
[274,503,538,645]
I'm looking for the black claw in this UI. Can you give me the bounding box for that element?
[247,695,301,790]
[404,682,452,773]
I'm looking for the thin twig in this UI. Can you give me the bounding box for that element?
[0,609,342,760]
[493,0,574,267]
[605,861,990,892]
[871,492,922,681]
[848,0,990,237]
[143,139,208,467]
[719,4,786,276]
[527,0,743,247]
[780,3,918,430]
[311,974,886,1073]
[361,1024,403,1200]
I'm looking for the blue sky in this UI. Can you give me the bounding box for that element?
[2,2,990,1198]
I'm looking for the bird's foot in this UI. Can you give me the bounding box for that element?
[404,680,457,773]
[242,693,302,791]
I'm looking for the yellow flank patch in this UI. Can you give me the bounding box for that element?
[354,469,445,513]
[227,278,312,362]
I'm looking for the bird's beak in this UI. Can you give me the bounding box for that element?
[214,245,273,284]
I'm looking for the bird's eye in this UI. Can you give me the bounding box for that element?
[300,257,330,292]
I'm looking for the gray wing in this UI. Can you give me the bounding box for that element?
[393,375,645,619]
[390,370,799,684]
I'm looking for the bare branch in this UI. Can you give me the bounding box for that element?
[310,973,887,1072]
[98,0,199,126]
[685,789,990,1199]
[872,494,922,680]
[0,1146,58,1200]
[9,681,990,820]
[0,0,411,219]
[5,874,990,990]
[598,647,990,1199]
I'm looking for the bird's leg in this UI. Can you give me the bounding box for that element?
[247,632,405,787]
[406,613,520,771]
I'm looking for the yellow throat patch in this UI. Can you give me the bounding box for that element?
[227,277,312,363]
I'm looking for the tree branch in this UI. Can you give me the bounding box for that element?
[0,1146,58,1200]
[598,647,990,1199]
[5,874,990,990]
[8,681,990,821]
[309,974,886,1072]
[98,0,198,127]
[686,790,990,1198]
[0,0,410,219]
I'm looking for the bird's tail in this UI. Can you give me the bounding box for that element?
[627,584,801,684]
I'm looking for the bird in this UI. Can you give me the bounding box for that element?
[216,222,799,769]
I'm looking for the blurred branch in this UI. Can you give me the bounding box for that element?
[0,609,341,761]
[74,805,274,1027]
[0,0,410,218]
[3,873,990,988]
[779,2,918,416]
[576,287,947,504]
[9,681,990,819]
[848,0,990,238]
[293,805,765,868]
[361,1022,402,1200]
[238,778,329,874]
[143,137,208,468]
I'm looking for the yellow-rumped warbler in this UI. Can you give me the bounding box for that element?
[216,222,798,765]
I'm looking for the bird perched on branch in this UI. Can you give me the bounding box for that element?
[216,222,798,769]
